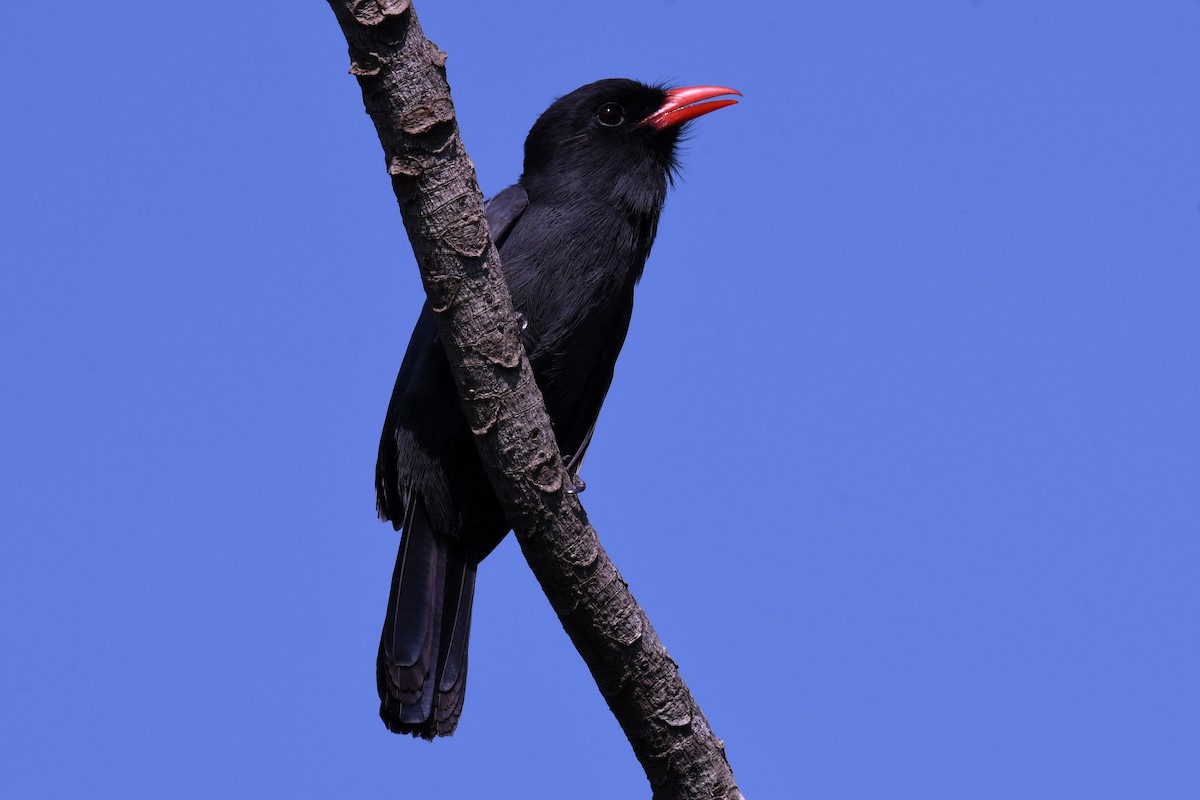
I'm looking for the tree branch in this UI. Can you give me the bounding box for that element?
[325,3,741,797]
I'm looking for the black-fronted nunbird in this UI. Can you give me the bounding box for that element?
[375,78,739,738]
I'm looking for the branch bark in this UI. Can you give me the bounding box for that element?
[326,3,741,797]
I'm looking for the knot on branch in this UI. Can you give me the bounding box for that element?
[348,50,382,76]
[427,41,448,67]
[528,449,564,494]
[610,601,644,646]
[439,217,489,259]
[388,154,424,178]
[656,700,693,730]
[424,272,462,312]
[349,0,410,26]
[564,527,600,568]
[399,98,455,135]
[476,313,524,368]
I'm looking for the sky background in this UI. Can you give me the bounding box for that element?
[3,2,1199,798]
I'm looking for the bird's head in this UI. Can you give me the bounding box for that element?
[520,79,739,214]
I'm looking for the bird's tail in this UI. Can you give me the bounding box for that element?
[377,496,476,738]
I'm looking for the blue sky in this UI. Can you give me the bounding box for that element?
[3,2,1199,798]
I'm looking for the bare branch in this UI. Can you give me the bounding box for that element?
[325,3,741,797]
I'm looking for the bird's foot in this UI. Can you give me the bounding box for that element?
[564,471,587,495]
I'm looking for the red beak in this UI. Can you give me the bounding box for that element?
[639,85,742,131]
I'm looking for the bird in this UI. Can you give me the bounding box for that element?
[374,78,739,738]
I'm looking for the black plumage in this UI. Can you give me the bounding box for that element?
[374,78,738,738]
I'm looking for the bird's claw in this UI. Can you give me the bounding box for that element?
[564,470,587,495]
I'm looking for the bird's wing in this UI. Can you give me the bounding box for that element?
[484,184,529,248]
[545,279,636,488]
[485,183,543,355]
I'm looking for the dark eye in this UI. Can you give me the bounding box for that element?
[596,102,625,127]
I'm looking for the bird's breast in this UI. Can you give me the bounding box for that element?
[500,200,647,357]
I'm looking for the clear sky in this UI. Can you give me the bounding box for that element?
[3,2,1199,798]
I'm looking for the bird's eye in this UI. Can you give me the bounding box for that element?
[596,102,625,128]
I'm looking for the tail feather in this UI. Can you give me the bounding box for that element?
[431,558,475,732]
[377,495,477,738]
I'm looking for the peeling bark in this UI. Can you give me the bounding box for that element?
[325,4,742,798]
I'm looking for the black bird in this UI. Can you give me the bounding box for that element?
[375,78,739,738]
